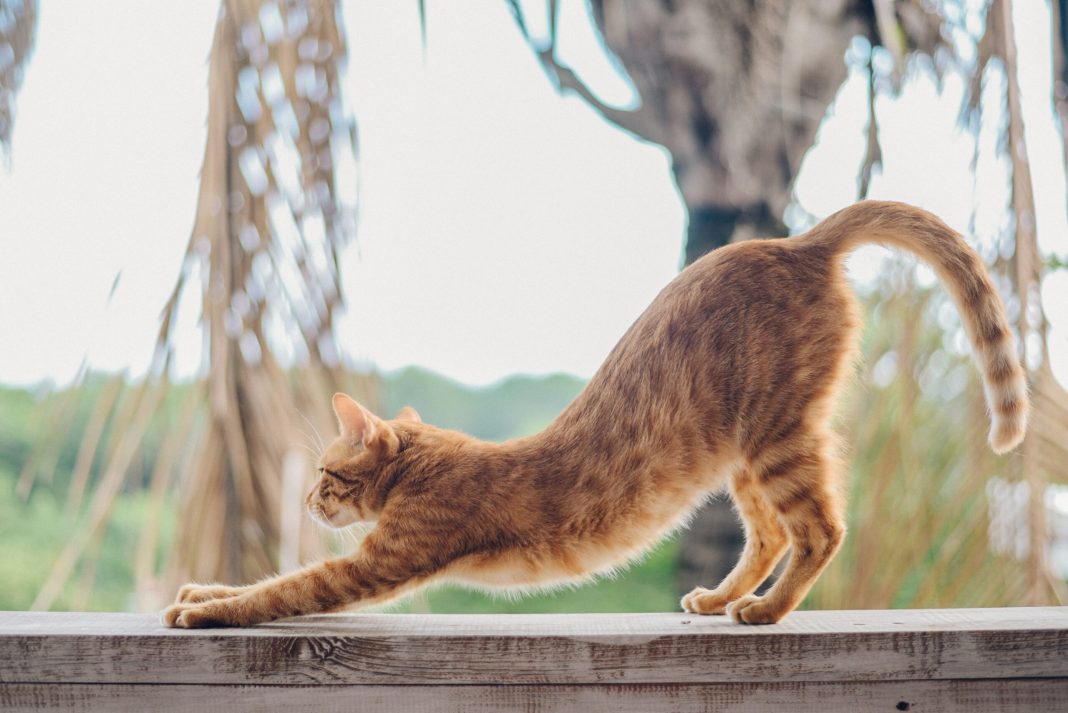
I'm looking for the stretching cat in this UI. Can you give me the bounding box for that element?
[163,200,1027,628]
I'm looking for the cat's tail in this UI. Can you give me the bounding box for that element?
[806,199,1028,454]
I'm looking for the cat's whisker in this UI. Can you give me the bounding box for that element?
[298,411,325,453]
[296,428,323,460]
[292,442,321,461]
[335,525,361,553]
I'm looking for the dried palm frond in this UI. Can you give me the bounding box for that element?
[0,0,36,163]
[32,0,362,611]
[987,0,1064,604]
[1051,0,1068,196]
[162,0,360,589]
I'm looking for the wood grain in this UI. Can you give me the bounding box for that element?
[1,608,1065,687]
[2,680,1067,713]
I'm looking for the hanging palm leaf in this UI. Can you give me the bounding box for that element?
[987,0,1066,604]
[0,0,36,163]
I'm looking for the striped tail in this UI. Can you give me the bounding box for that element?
[807,200,1029,453]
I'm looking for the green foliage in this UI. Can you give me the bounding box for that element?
[0,464,176,611]
[378,367,586,440]
[0,384,36,477]
[0,376,200,502]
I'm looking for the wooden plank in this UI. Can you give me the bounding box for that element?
[1,608,1065,686]
[4,607,1064,637]
[3,680,1067,713]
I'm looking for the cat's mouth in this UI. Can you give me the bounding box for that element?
[308,502,362,529]
[307,503,337,528]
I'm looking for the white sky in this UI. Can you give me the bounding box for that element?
[0,1,1065,388]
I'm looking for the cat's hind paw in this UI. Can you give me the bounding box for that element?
[680,586,731,615]
[726,594,786,625]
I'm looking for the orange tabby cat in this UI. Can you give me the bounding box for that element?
[163,200,1027,628]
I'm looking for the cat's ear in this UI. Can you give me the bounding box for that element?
[332,393,379,446]
[395,406,422,423]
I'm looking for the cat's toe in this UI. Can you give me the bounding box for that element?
[681,587,730,615]
[160,604,187,628]
[726,594,785,625]
[176,583,245,604]
[175,583,207,604]
[680,587,707,613]
[162,603,226,628]
[174,608,211,628]
[189,587,232,603]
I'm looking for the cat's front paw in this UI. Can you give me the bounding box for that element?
[161,601,250,628]
[175,582,245,604]
[161,603,192,628]
[726,594,786,625]
[161,603,217,628]
[681,586,731,615]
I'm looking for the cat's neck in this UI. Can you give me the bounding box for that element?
[382,423,586,497]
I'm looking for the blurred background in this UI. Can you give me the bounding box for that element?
[0,0,1066,614]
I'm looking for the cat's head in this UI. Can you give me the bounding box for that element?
[305,392,422,528]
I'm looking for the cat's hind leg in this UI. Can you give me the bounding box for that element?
[727,439,845,624]
[681,468,789,615]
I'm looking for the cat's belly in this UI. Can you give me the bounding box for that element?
[450,458,739,591]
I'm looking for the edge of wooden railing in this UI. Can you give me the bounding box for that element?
[2,607,1066,711]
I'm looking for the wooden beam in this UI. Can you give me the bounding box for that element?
[1,608,1065,689]
[3,680,1068,713]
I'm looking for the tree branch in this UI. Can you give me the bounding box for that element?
[535,48,661,143]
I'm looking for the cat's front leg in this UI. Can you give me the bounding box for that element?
[162,560,358,628]
[162,566,345,627]
[162,532,434,628]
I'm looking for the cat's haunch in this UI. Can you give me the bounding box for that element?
[162,200,1027,629]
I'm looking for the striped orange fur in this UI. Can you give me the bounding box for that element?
[162,200,1027,628]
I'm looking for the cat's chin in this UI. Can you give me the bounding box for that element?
[308,505,374,530]
[307,506,352,529]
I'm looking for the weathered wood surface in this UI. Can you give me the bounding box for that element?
[1,608,1065,685]
[1,608,1066,711]
[3,680,1068,713]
